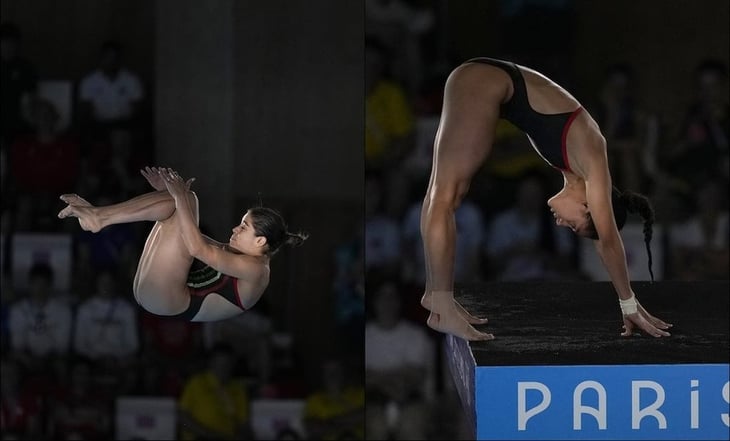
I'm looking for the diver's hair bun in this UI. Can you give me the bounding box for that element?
[285,231,308,248]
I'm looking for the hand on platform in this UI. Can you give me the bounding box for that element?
[621,300,672,338]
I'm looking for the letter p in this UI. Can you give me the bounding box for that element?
[518,381,552,431]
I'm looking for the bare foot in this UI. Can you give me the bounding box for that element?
[427,310,494,341]
[58,195,102,232]
[421,292,488,324]
[423,291,494,341]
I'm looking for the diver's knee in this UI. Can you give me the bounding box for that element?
[428,180,470,209]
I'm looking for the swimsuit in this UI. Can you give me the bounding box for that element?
[165,261,245,321]
[465,57,583,172]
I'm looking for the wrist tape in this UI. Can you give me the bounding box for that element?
[619,294,638,315]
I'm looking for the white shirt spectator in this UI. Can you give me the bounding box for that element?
[79,69,143,121]
[365,320,432,371]
[73,296,138,359]
[9,297,72,357]
[365,318,435,402]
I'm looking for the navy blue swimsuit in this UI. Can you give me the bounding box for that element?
[466,57,583,172]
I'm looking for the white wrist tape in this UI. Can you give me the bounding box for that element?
[619,295,638,315]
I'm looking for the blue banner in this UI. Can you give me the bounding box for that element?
[476,364,729,440]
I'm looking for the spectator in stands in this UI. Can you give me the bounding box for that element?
[401,193,486,286]
[303,357,364,440]
[593,63,659,194]
[8,263,72,370]
[258,336,308,400]
[365,281,435,440]
[138,310,202,396]
[663,59,729,193]
[332,223,365,352]
[485,172,578,280]
[47,357,112,440]
[72,193,137,272]
[364,172,402,279]
[73,268,139,368]
[178,342,253,440]
[10,98,79,193]
[79,128,150,203]
[365,37,414,172]
[668,178,729,280]
[10,97,80,232]
[364,0,434,97]
[78,40,144,133]
[0,357,43,439]
[0,21,37,145]
[67,239,97,303]
[202,298,273,394]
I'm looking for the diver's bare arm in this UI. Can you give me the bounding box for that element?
[170,189,208,257]
[585,161,634,300]
[585,160,671,336]
[202,235,226,248]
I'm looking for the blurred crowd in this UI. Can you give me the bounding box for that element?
[1,21,364,440]
[365,0,728,439]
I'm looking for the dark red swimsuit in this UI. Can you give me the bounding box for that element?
[167,262,245,321]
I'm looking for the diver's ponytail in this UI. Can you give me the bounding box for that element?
[248,207,308,256]
[619,190,656,283]
[284,231,309,248]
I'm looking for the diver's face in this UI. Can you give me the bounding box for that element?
[229,211,266,254]
[547,195,591,236]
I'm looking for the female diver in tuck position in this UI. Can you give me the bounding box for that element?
[420,57,673,340]
[59,167,307,321]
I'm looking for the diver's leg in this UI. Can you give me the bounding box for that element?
[58,191,176,232]
[131,191,200,315]
[420,62,506,340]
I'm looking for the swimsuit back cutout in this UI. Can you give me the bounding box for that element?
[465,57,582,172]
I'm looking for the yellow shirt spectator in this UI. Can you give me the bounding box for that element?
[304,386,365,440]
[178,371,249,440]
[366,80,414,166]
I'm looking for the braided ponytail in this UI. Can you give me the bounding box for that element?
[586,187,657,282]
[617,189,656,282]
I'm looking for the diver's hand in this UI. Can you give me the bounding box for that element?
[143,166,195,192]
[621,300,672,337]
[161,168,195,198]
